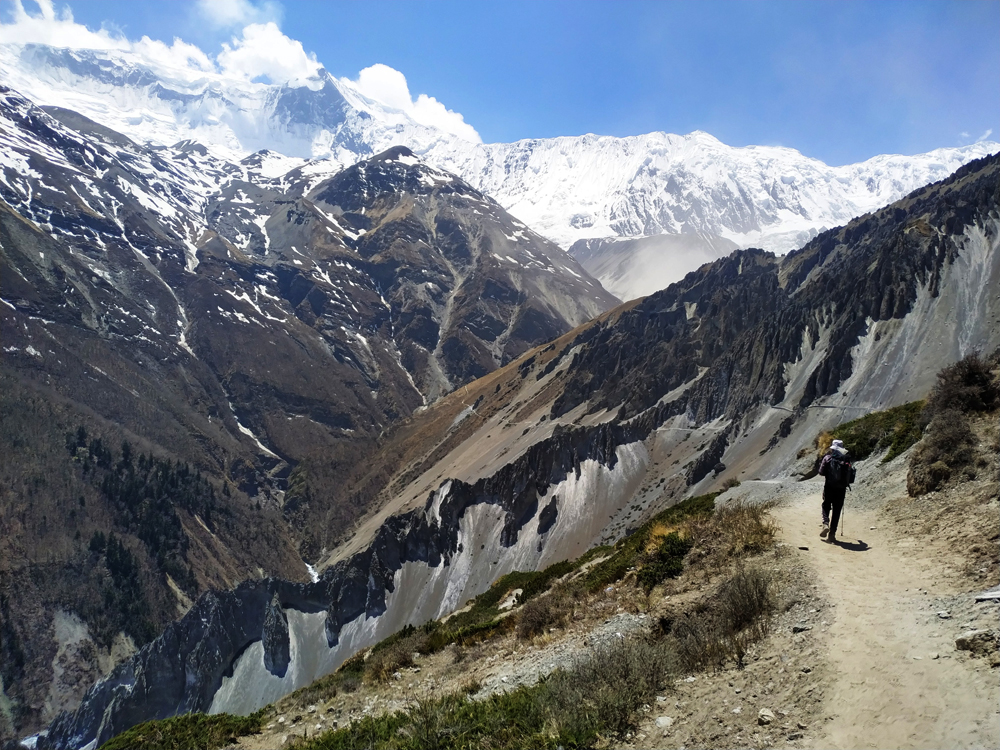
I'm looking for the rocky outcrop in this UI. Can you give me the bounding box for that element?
[262,595,290,678]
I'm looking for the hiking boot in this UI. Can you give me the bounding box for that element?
[820,523,830,539]
[826,534,837,545]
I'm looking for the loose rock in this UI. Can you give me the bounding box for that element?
[758,708,776,725]
[955,629,998,656]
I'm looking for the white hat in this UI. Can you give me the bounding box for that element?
[831,439,845,449]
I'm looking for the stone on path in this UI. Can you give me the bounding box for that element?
[758,708,776,725]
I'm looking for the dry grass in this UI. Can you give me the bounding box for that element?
[688,499,779,563]
[364,635,422,682]
[670,565,776,670]
[515,586,576,640]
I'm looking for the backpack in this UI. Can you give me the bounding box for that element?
[825,455,856,488]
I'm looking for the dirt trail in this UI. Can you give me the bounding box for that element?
[774,490,999,750]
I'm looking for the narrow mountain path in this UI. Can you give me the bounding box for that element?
[773,491,999,750]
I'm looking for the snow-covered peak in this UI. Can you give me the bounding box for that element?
[2,39,997,302]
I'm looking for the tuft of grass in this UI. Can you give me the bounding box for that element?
[714,500,779,557]
[671,565,775,670]
[826,400,925,463]
[515,588,575,640]
[365,636,419,682]
[98,711,265,750]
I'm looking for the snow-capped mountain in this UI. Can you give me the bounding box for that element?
[3,42,996,300]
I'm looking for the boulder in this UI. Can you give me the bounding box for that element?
[955,629,998,657]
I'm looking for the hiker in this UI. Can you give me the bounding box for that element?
[818,439,854,544]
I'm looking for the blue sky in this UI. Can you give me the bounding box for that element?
[5,0,998,164]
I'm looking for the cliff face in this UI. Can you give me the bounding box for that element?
[39,154,1000,749]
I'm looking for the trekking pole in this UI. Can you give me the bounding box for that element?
[842,490,847,539]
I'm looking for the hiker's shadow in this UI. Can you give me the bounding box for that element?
[836,538,870,552]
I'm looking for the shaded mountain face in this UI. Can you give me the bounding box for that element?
[0,88,614,743]
[38,154,1000,750]
[3,41,996,301]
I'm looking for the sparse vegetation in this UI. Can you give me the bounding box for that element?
[98,488,783,750]
[299,638,675,750]
[671,565,776,670]
[97,710,265,750]
[907,352,1000,496]
[582,492,718,593]
[822,400,925,463]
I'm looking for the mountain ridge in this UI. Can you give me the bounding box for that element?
[3,41,996,299]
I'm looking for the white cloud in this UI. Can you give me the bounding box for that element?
[976,129,993,143]
[0,0,126,49]
[1,1,481,140]
[132,36,215,74]
[959,131,970,139]
[350,64,481,143]
[217,22,321,85]
[194,0,282,29]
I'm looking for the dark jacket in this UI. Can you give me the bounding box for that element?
[818,445,851,489]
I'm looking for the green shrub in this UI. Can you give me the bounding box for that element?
[829,400,924,463]
[98,711,264,750]
[924,351,999,417]
[636,532,692,593]
[584,492,717,592]
[671,566,775,670]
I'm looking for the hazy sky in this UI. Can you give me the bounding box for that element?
[3,0,998,164]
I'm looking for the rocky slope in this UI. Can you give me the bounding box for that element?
[3,41,995,299]
[0,87,614,745]
[36,153,1000,748]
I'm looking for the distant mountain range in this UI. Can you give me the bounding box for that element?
[3,41,996,299]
